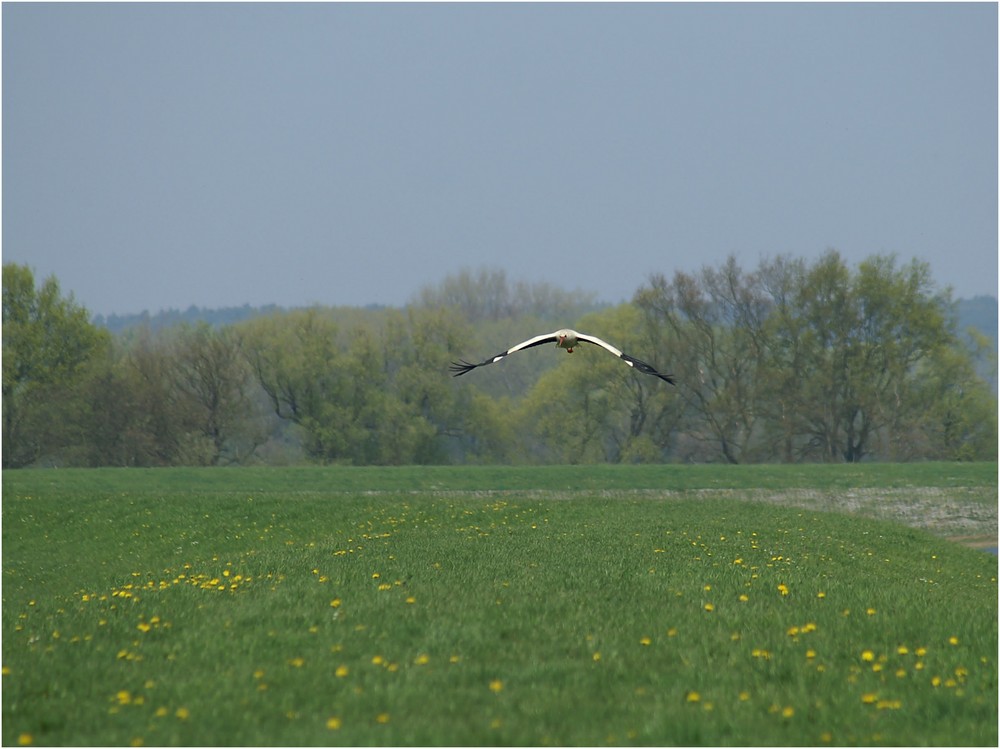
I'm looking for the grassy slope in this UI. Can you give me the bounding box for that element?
[2,465,997,746]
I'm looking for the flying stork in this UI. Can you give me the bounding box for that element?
[449,328,675,384]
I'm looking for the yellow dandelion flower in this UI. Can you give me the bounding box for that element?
[175,707,190,720]
[782,706,795,718]
[667,627,678,637]
[18,733,33,746]
[931,675,942,687]
[592,651,601,661]
[405,596,416,604]
[414,654,430,665]
[2,666,10,676]
[703,584,712,591]
[704,603,715,612]
[777,583,789,595]
[375,713,390,724]
[489,679,504,693]
[820,731,833,742]
[806,649,816,659]
[861,650,875,662]
[897,645,909,655]
[288,657,305,668]
[116,690,132,705]
[640,636,652,645]
[686,691,701,703]
[738,594,749,602]
[866,607,876,616]
[861,693,878,704]
[739,691,750,701]
[326,717,342,730]
[372,655,384,665]
[916,646,927,656]
[948,636,959,646]
[335,665,349,677]
[816,591,826,599]
[330,599,342,608]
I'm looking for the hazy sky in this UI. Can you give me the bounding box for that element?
[3,3,997,317]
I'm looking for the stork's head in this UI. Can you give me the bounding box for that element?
[555,329,577,352]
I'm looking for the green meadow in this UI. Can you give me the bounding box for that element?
[2,464,997,746]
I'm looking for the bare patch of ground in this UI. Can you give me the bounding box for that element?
[394,485,998,549]
[711,486,997,549]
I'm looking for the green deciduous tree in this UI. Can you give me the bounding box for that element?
[635,258,766,463]
[239,308,344,461]
[171,323,265,464]
[2,264,110,467]
[238,308,451,465]
[773,251,955,462]
[635,251,994,463]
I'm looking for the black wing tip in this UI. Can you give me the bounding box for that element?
[449,360,478,377]
[622,353,676,385]
[644,368,676,385]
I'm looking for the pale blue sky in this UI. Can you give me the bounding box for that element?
[3,3,997,316]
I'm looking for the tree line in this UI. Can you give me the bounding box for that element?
[3,255,996,468]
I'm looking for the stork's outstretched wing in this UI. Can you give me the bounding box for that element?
[450,329,674,385]
[448,333,558,376]
[574,333,675,384]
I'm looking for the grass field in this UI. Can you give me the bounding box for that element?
[2,464,997,746]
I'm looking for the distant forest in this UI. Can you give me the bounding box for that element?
[93,292,999,395]
[5,255,997,468]
[94,294,998,347]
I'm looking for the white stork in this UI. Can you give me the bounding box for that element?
[450,328,675,384]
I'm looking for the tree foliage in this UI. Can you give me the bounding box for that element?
[634,251,995,463]
[2,265,110,467]
[2,259,995,467]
